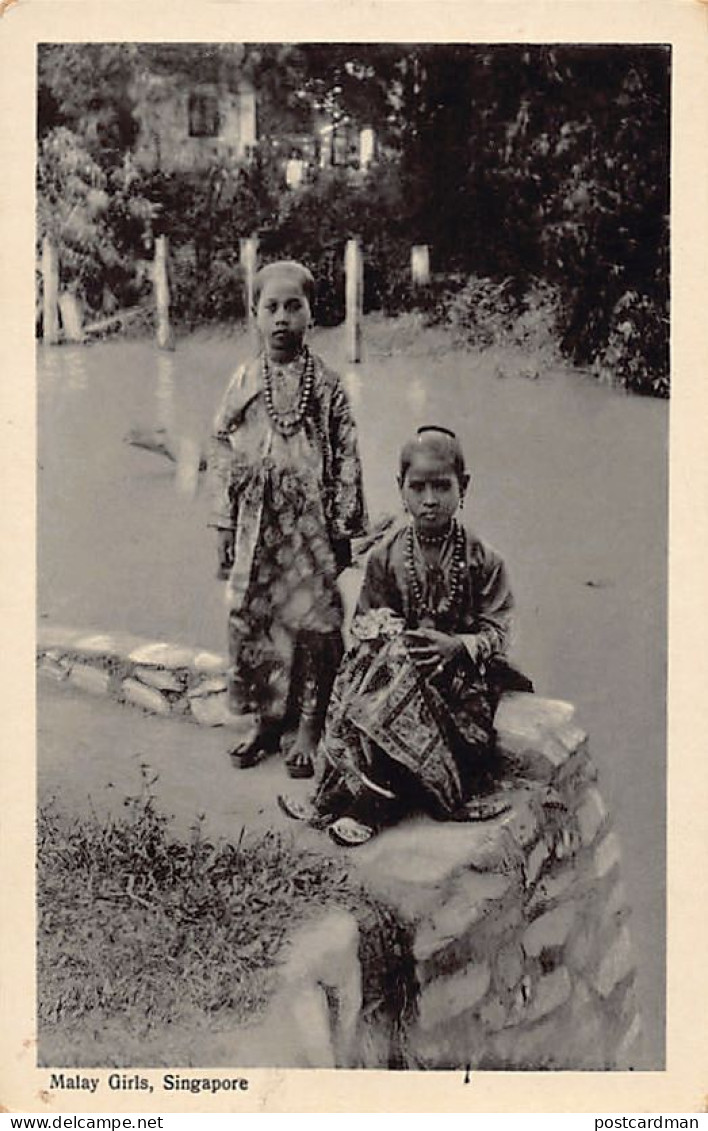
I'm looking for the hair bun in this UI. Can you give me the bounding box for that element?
[417,425,457,440]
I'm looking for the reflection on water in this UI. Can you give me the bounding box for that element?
[404,374,429,418]
[39,344,89,393]
[154,350,176,436]
[343,368,363,408]
[154,350,202,497]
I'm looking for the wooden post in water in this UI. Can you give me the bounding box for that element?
[411,244,431,287]
[345,237,363,363]
[240,235,258,324]
[154,235,173,350]
[42,236,60,344]
[58,292,84,342]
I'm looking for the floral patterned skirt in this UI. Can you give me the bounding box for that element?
[312,622,497,827]
[227,462,343,722]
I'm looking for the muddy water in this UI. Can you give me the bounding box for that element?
[37,325,667,1066]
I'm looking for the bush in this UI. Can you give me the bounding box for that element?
[426,275,562,361]
[592,289,669,397]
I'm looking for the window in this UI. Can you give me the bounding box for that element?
[188,92,220,138]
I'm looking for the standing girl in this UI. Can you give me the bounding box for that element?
[209,260,368,776]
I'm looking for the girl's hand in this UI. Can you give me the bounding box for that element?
[405,629,464,676]
[217,528,235,579]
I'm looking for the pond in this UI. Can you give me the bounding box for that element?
[37,322,668,1066]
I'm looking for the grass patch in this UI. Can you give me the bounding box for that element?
[38,776,363,1065]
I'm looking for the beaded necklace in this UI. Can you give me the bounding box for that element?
[262,346,315,437]
[404,520,466,623]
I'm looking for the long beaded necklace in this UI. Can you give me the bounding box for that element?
[404,519,466,623]
[262,346,315,437]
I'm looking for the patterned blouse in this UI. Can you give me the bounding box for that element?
[208,350,368,545]
[355,523,515,666]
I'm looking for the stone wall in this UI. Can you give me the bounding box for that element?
[37,625,642,1070]
[37,625,233,727]
[280,695,642,1070]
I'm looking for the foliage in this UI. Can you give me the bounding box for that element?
[592,290,669,397]
[36,43,670,394]
[436,277,562,356]
[37,129,155,315]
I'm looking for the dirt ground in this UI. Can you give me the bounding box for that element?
[37,320,667,1068]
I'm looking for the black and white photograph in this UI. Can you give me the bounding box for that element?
[2,1,706,1115]
[33,38,668,1074]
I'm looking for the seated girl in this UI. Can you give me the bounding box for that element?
[278,426,532,846]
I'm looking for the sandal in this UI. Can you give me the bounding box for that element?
[228,726,281,770]
[460,796,512,822]
[328,817,375,847]
[285,759,315,780]
[276,794,332,830]
[277,793,318,823]
[284,749,315,779]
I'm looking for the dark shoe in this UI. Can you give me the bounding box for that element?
[228,725,282,770]
[285,758,315,780]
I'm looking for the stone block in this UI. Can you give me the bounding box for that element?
[602,879,628,923]
[552,824,583,863]
[355,817,522,893]
[38,655,69,682]
[193,650,229,674]
[557,746,597,798]
[74,633,121,657]
[479,996,508,1032]
[613,1011,643,1069]
[607,968,639,1034]
[489,1013,563,1069]
[413,871,513,962]
[188,692,234,727]
[406,1008,486,1070]
[127,641,196,668]
[493,942,525,992]
[527,862,577,913]
[523,902,576,958]
[418,961,491,1030]
[592,926,634,998]
[121,678,172,717]
[68,663,112,696]
[416,902,524,985]
[494,694,585,781]
[576,787,608,847]
[594,831,622,879]
[188,676,229,697]
[524,836,553,887]
[565,916,599,974]
[133,665,184,692]
[280,909,363,1069]
[498,789,541,848]
[525,966,572,1023]
[565,880,628,974]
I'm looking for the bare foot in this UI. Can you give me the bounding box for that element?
[284,714,319,779]
[284,739,316,779]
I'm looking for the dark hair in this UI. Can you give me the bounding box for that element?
[253,260,316,309]
[399,426,467,483]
